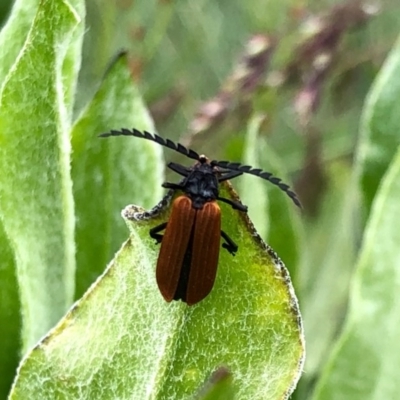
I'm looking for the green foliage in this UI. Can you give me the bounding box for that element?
[0,0,304,399]
[311,30,400,400]
[9,183,304,399]
[71,52,163,299]
[1,0,400,399]
[357,35,400,214]
[194,367,235,400]
[0,0,83,351]
[0,225,20,398]
[313,138,400,400]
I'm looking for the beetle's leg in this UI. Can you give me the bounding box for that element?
[217,196,248,212]
[221,230,238,255]
[149,222,167,244]
[162,182,184,190]
[167,162,191,177]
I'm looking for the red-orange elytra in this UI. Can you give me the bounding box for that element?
[99,129,301,305]
[155,196,221,305]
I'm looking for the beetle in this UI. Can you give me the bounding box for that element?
[99,128,300,305]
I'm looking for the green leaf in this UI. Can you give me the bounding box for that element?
[299,162,356,384]
[195,367,235,400]
[357,33,400,214]
[240,113,269,240]
[61,0,84,118]
[257,138,303,279]
[312,143,400,400]
[71,52,164,299]
[0,0,83,350]
[239,114,303,277]
[0,0,40,86]
[0,225,21,399]
[74,0,117,114]
[10,184,304,400]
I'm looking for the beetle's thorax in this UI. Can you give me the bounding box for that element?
[182,159,219,209]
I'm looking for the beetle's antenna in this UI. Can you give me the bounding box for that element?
[212,160,301,208]
[99,128,200,161]
[99,129,301,207]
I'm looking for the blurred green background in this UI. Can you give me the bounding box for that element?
[1,0,400,399]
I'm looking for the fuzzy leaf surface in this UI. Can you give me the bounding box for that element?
[0,0,83,349]
[10,185,304,399]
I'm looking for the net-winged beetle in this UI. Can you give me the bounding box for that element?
[99,129,300,305]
